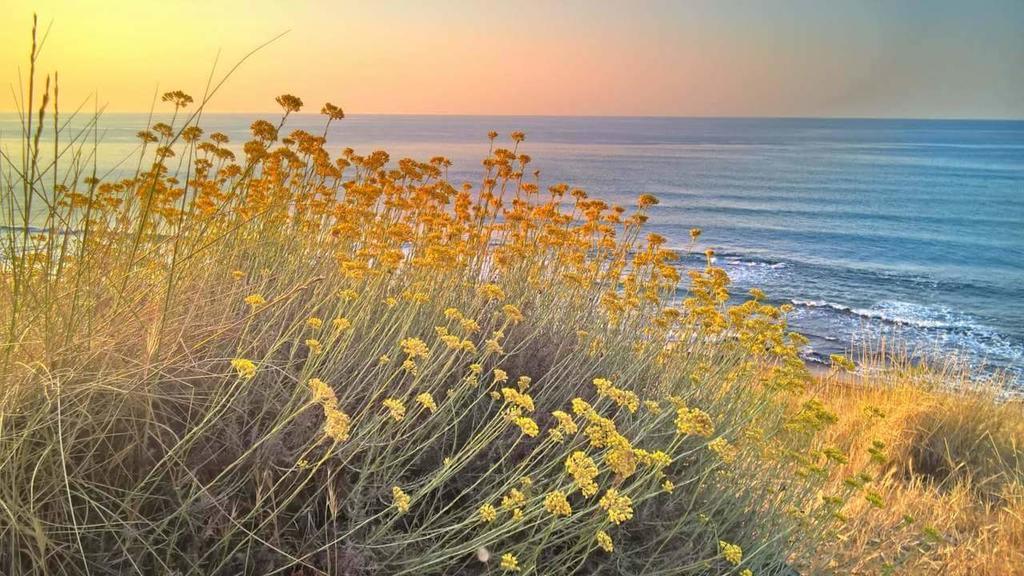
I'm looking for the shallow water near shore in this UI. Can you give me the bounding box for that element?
[3,114,1022,383]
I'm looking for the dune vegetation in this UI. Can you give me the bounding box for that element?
[1,27,1021,575]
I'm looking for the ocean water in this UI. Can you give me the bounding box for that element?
[3,114,1023,383]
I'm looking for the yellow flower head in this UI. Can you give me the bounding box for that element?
[599,488,633,525]
[571,398,593,417]
[500,553,519,572]
[708,437,738,463]
[501,388,535,412]
[400,337,430,359]
[306,338,323,355]
[502,304,524,323]
[416,392,437,413]
[307,378,335,404]
[479,503,497,523]
[323,405,351,442]
[552,410,579,435]
[478,283,506,301]
[306,317,323,330]
[517,375,532,391]
[332,317,352,332]
[512,414,539,437]
[596,530,614,553]
[544,491,572,517]
[494,368,509,384]
[230,358,257,380]
[502,488,526,511]
[383,398,406,421]
[402,359,418,375]
[392,486,410,513]
[719,540,743,566]
[244,293,266,310]
[675,406,715,437]
[565,451,599,497]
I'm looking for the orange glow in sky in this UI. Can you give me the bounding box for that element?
[2,0,1022,118]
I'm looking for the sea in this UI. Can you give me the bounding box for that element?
[3,114,1023,384]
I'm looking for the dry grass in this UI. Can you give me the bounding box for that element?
[803,353,1024,575]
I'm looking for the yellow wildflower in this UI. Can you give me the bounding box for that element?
[544,491,572,517]
[230,358,257,379]
[719,540,743,566]
[512,414,539,437]
[596,530,614,553]
[460,317,481,333]
[392,486,410,513]
[323,405,351,442]
[501,388,535,412]
[383,398,406,421]
[552,410,579,435]
[500,553,519,572]
[478,283,506,301]
[400,337,429,359]
[244,293,266,310]
[708,437,738,463]
[662,479,675,493]
[332,317,352,331]
[402,359,418,374]
[307,378,335,404]
[306,317,323,330]
[479,503,497,523]
[605,447,637,478]
[502,304,524,323]
[306,338,322,355]
[571,398,593,417]
[494,368,509,384]
[416,392,437,413]
[565,451,599,497]
[517,375,531,391]
[675,406,715,437]
[502,488,526,510]
[599,488,633,524]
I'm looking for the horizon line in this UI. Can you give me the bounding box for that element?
[1,110,1022,122]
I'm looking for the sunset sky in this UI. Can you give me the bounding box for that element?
[2,0,1022,118]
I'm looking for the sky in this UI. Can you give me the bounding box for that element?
[1,0,1023,118]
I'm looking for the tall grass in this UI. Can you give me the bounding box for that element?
[1,23,1020,575]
